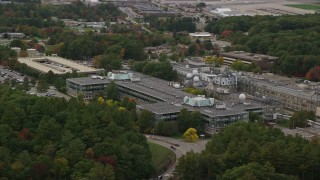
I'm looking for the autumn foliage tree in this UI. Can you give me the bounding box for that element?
[205,56,224,67]
[306,66,320,81]
[0,85,153,179]
[221,30,233,37]
[17,128,33,140]
[183,128,199,142]
[175,122,320,179]
[97,156,116,168]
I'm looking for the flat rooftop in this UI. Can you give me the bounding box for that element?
[117,71,192,102]
[172,64,193,75]
[67,77,109,86]
[138,99,263,117]
[239,73,320,99]
[66,70,265,117]
[189,32,212,37]
[18,56,99,74]
[221,51,278,62]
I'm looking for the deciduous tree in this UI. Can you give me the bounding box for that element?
[183,128,199,142]
[137,110,154,133]
[106,81,120,101]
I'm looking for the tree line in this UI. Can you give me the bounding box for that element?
[0,1,121,30]
[132,60,178,81]
[175,121,320,179]
[147,17,196,32]
[205,14,320,77]
[0,85,154,179]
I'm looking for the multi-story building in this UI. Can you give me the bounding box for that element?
[66,71,265,134]
[172,62,237,89]
[66,76,109,99]
[138,95,264,134]
[238,73,320,113]
[221,51,278,70]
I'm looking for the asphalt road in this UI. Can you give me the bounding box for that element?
[147,135,208,179]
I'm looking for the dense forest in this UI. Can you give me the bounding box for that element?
[0,2,169,60]
[0,1,170,61]
[132,60,178,81]
[0,1,121,30]
[205,14,320,77]
[175,122,320,179]
[4,30,168,61]
[0,85,154,179]
[147,17,197,32]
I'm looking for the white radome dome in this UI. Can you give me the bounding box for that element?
[193,76,200,82]
[186,73,192,78]
[239,93,246,101]
[173,84,180,88]
[192,69,199,74]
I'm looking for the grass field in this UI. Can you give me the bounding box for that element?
[286,4,320,11]
[149,142,176,176]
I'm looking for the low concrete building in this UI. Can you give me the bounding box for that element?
[138,97,264,134]
[62,19,106,29]
[173,62,237,88]
[210,8,251,17]
[221,51,279,70]
[238,73,320,113]
[66,71,265,134]
[66,76,109,99]
[189,32,213,40]
[0,32,25,39]
[27,49,37,58]
[11,47,21,55]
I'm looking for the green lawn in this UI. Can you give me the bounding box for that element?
[286,4,320,11]
[149,142,176,176]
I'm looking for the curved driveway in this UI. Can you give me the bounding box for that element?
[147,135,208,179]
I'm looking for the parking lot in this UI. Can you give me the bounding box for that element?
[0,65,26,84]
[1,65,70,100]
[27,86,71,100]
[18,56,99,74]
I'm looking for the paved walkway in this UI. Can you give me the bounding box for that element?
[147,135,208,179]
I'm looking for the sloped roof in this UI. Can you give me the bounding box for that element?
[183,96,214,107]
[108,72,131,81]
